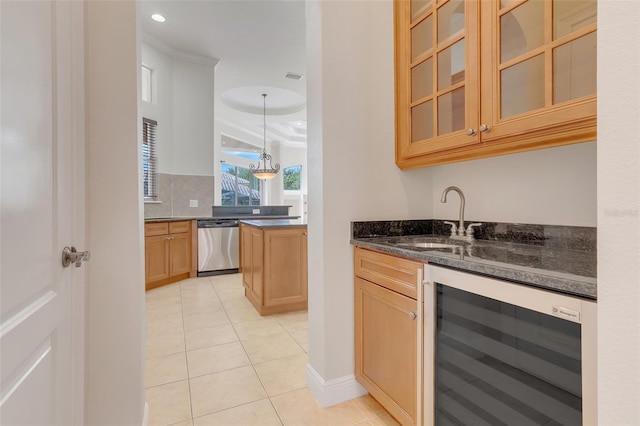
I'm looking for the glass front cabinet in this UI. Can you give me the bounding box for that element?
[395,0,597,169]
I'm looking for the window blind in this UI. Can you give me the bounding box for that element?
[142,117,158,199]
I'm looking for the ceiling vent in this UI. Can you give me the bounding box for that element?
[285,72,303,81]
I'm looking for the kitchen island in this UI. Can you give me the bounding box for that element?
[239,219,307,315]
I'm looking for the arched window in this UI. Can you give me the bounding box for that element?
[283,165,302,191]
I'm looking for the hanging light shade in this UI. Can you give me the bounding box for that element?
[250,93,280,180]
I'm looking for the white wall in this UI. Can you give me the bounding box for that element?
[432,141,597,226]
[307,0,599,407]
[597,1,640,423]
[306,0,433,404]
[172,59,215,176]
[141,42,215,177]
[85,1,144,424]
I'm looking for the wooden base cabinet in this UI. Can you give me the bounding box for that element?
[354,247,423,426]
[145,220,194,290]
[240,223,307,316]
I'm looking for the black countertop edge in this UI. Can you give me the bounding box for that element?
[144,215,300,223]
[145,216,209,223]
[351,237,596,300]
[239,219,307,229]
[209,215,300,221]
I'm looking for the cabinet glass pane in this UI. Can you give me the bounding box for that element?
[438,39,465,90]
[412,101,434,141]
[411,0,433,22]
[500,0,519,8]
[412,15,433,61]
[501,54,545,118]
[554,32,596,104]
[438,87,465,135]
[412,58,434,101]
[554,0,596,39]
[437,0,464,42]
[501,1,544,63]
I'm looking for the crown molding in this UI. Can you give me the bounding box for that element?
[141,32,220,67]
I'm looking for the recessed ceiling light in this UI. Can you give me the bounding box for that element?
[151,14,166,23]
[296,122,303,126]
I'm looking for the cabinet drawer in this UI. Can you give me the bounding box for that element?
[145,222,169,237]
[354,247,422,299]
[169,221,190,234]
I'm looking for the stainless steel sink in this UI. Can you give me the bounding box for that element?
[396,242,461,249]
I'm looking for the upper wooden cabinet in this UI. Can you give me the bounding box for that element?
[395,0,597,169]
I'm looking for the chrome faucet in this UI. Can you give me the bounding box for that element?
[440,186,481,241]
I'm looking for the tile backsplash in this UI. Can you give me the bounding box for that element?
[144,173,213,218]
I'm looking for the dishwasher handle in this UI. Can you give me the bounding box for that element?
[198,220,239,228]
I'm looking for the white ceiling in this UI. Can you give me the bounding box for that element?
[139,0,307,150]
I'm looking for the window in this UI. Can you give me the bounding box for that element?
[141,65,152,103]
[283,165,302,191]
[142,118,158,199]
[221,163,261,205]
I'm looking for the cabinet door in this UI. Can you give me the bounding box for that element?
[480,0,596,146]
[395,0,480,167]
[263,228,308,307]
[169,232,191,276]
[355,277,417,425]
[250,227,264,302]
[145,235,170,284]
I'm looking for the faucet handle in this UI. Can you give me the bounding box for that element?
[444,221,458,236]
[465,223,482,237]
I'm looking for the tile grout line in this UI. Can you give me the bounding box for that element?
[220,278,276,417]
[180,280,195,425]
[161,276,315,425]
[198,275,283,424]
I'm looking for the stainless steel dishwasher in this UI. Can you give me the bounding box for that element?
[197,219,239,276]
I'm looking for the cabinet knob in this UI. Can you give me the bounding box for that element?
[479,124,491,133]
[166,236,174,240]
[466,128,477,136]
[408,311,417,320]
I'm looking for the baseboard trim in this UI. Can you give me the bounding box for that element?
[142,402,149,426]
[305,364,367,407]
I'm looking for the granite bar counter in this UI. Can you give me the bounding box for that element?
[239,219,306,229]
[145,216,210,223]
[351,220,597,299]
[145,215,300,223]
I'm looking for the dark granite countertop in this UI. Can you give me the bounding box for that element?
[208,215,300,220]
[145,216,208,223]
[145,215,299,223]
[351,234,596,299]
[239,219,307,229]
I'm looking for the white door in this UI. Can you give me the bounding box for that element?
[1,1,85,424]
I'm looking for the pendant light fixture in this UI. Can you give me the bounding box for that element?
[250,93,280,180]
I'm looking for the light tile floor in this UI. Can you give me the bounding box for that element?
[145,274,399,426]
